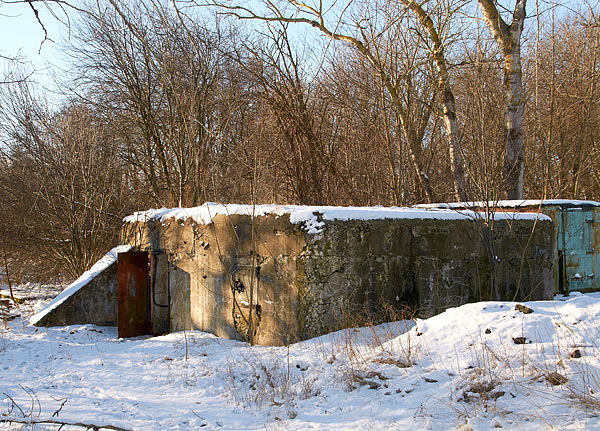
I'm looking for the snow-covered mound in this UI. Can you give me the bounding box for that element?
[3,292,600,430]
[124,203,550,234]
[29,245,132,326]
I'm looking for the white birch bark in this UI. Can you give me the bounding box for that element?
[478,0,527,199]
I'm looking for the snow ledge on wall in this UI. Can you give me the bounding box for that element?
[415,199,600,209]
[29,245,132,326]
[123,203,551,235]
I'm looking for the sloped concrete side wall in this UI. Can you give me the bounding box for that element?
[121,215,554,345]
[34,262,118,327]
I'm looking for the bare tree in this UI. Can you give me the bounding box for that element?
[236,23,337,204]
[318,16,451,204]
[0,80,132,279]
[204,0,469,201]
[524,9,600,198]
[454,29,505,203]
[477,0,527,199]
[65,0,234,207]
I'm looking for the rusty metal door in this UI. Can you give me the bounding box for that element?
[117,251,150,338]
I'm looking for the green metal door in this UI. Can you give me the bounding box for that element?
[561,208,597,291]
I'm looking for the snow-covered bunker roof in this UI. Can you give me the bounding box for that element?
[124,203,550,234]
[415,199,600,210]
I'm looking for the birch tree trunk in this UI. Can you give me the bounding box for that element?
[478,0,527,199]
[404,1,468,201]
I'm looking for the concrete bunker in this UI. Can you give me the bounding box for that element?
[416,200,600,294]
[33,204,555,346]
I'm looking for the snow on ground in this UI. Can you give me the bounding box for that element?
[2,287,600,430]
[124,203,549,234]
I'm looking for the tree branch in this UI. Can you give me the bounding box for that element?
[0,417,131,431]
[477,0,511,52]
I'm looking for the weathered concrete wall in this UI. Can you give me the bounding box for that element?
[34,262,118,327]
[296,218,553,339]
[417,201,600,294]
[122,212,554,346]
[123,214,305,345]
[150,253,171,335]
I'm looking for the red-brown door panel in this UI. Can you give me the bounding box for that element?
[117,251,150,338]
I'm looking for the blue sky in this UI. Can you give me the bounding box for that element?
[0,1,68,84]
[0,0,594,86]
[0,0,325,87]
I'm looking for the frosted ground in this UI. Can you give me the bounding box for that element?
[2,284,600,430]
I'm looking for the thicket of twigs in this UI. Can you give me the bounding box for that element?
[0,0,598,281]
